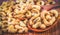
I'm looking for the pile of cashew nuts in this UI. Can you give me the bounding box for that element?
[0,0,58,33]
[31,10,58,29]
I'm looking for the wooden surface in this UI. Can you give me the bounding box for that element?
[2,8,60,35]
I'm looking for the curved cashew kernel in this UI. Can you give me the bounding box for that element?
[7,12,12,18]
[18,27,28,33]
[14,8,20,14]
[50,10,58,17]
[0,12,6,16]
[32,22,41,28]
[26,11,32,18]
[24,27,28,32]
[14,4,27,14]
[36,1,45,6]
[24,19,28,24]
[20,9,27,14]
[13,4,20,9]
[46,15,51,20]
[8,25,17,33]
[29,16,39,25]
[43,17,56,26]
[20,21,26,27]
[18,29,24,33]
[13,14,25,18]
[26,0,34,5]
[15,25,21,29]
[41,10,50,19]
[8,18,19,25]
[29,9,40,25]
[32,5,41,10]
[49,17,56,25]
[34,17,41,22]
[43,18,50,26]
[26,4,33,10]
[19,1,25,6]
[40,24,46,29]
[32,24,39,28]
[31,9,40,16]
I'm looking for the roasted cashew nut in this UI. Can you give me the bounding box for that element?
[26,11,32,18]
[15,23,28,33]
[43,17,56,26]
[32,22,41,28]
[24,19,28,24]
[50,10,58,18]
[32,17,46,29]
[15,25,21,29]
[14,4,27,14]
[46,15,51,20]
[18,29,24,33]
[41,10,50,19]
[40,24,46,29]
[7,25,17,33]
[18,27,28,33]
[29,15,40,25]
[20,4,28,14]
[26,0,34,5]
[32,5,41,10]
[31,16,46,29]
[36,1,45,6]
[31,9,40,16]
[29,8,40,25]
[0,12,6,17]
[49,17,56,24]
[13,14,25,19]
[41,10,57,26]
[8,18,20,25]
[20,21,26,27]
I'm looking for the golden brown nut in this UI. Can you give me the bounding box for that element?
[50,10,58,18]
[8,25,17,33]
[41,10,50,19]
[36,1,45,6]
[20,21,26,27]
[43,17,56,26]
[24,27,28,32]
[40,24,46,29]
[18,29,24,33]
[15,25,21,29]
[32,22,41,28]
[46,15,51,20]
[26,11,32,18]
